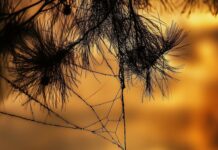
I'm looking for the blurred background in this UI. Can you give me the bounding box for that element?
[1,1,218,150]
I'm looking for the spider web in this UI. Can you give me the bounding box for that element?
[0,0,133,149]
[0,70,126,150]
[0,32,126,148]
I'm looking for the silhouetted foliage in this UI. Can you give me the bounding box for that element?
[9,21,77,107]
[0,0,31,60]
[0,0,215,150]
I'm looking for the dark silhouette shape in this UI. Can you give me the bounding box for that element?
[2,0,215,150]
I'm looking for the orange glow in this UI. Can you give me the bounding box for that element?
[1,3,218,150]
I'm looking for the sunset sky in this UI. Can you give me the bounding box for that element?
[1,1,218,150]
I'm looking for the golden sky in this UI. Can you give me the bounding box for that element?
[1,2,218,150]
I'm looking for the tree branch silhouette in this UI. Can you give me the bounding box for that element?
[0,0,206,149]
